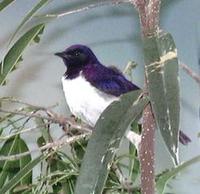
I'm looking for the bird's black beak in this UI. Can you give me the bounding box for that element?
[55,52,72,60]
[55,52,65,58]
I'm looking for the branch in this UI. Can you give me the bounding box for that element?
[0,133,91,161]
[130,1,161,194]
[131,0,161,36]
[40,0,133,18]
[139,104,155,194]
[0,97,58,110]
[0,124,47,140]
[0,108,92,133]
[0,100,93,161]
[180,63,200,86]
[147,0,161,34]
[131,0,148,36]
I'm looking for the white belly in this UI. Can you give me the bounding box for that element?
[62,75,118,127]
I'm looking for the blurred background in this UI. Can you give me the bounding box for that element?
[0,0,200,193]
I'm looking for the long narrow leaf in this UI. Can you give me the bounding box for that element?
[0,136,32,188]
[156,155,200,194]
[0,154,48,194]
[0,23,45,85]
[9,0,49,44]
[18,137,32,185]
[144,32,180,165]
[74,90,148,194]
[0,135,18,187]
[0,0,15,11]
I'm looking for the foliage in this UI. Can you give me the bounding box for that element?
[156,155,200,194]
[0,135,32,189]
[9,0,49,44]
[0,98,144,193]
[0,24,45,85]
[74,91,148,194]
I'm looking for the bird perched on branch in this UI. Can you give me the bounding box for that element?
[55,44,139,126]
[55,44,190,145]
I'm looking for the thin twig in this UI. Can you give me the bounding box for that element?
[0,97,58,111]
[112,164,135,193]
[41,0,133,18]
[0,124,47,140]
[0,133,91,161]
[180,63,200,85]
[1,115,27,129]
[0,108,92,133]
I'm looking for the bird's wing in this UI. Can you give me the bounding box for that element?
[90,67,139,97]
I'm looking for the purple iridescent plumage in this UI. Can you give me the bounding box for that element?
[57,44,139,97]
[83,63,139,97]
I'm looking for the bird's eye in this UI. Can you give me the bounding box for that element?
[74,51,81,56]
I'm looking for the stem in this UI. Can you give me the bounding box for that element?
[140,104,155,194]
[146,0,161,35]
[132,0,148,36]
[132,0,161,36]
[132,0,161,194]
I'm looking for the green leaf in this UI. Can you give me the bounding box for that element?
[48,154,77,194]
[18,137,32,185]
[37,127,75,194]
[0,135,19,188]
[9,0,49,44]
[0,0,15,12]
[0,154,47,194]
[0,23,45,86]
[71,138,88,161]
[65,179,75,194]
[144,32,180,165]
[74,90,148,194]
[0,135,32,189]
[0,128,3,136]
[156,155,200,194]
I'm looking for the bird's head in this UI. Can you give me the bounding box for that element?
[55,44,98,68]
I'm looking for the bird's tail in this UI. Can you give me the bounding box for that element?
[179,130,191,145]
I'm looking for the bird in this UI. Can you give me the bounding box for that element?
[55,44,191,145]
[55,44,139,127]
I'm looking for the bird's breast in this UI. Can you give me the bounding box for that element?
[62,75,118,126]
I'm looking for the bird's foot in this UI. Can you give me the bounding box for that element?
[70,114,82,124]
[57,115,69,132]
